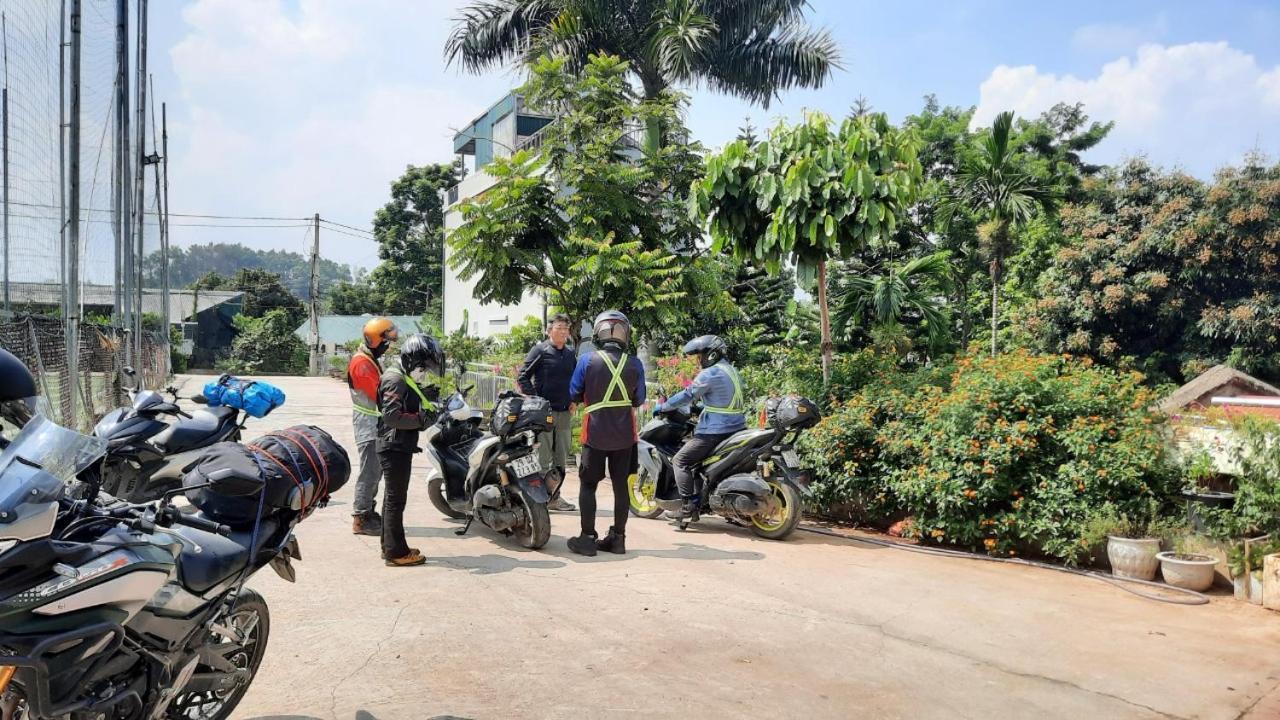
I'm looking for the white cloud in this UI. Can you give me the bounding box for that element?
[973,42,1280,177]
[165,0,510,271]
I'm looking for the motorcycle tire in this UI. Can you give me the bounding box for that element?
[509,484,551,550]
[627,465,665,519]
[749,480,803,541]
[167,588,271,720]
[428,477,467,519]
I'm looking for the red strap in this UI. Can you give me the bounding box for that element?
[248,443,305,502]
[277,430,332,504]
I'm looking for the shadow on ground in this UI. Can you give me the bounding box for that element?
[243,714,473,720]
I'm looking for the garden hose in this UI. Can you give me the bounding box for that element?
[798,524,1211,606]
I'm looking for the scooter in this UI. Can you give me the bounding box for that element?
[421,388,554,549]
[627,396,820,540]
[92,368,248,502]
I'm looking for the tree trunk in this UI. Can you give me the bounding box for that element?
[957,275,971,348]
[989,259,1000,357]
[640,75,662,154]
[818,259,833,386]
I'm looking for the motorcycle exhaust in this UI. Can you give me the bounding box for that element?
[472,485,520,532]
[709,473,779,522]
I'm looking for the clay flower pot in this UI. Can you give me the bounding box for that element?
[1156,552,1217,592]
[1107,536,1161,580]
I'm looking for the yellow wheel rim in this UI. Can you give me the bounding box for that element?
[752,481,790,532]
[629,470,659,515]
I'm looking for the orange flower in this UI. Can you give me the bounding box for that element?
[984,538,998,550]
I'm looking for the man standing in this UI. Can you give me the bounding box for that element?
[655,335,747,524]
[516,313,578,512]
[377,333,444,567]
[348,317,398,536]
[567,310,646,556]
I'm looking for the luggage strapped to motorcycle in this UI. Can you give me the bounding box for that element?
[584,352,631,414]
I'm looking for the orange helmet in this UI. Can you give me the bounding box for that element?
[362,317,399,350]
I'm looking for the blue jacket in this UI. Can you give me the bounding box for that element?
[660,361,747,436]
[569,348,647,451]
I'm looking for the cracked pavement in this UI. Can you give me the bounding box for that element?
[181,376,1280,720]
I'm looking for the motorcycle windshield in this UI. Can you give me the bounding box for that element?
[0,414,106,525]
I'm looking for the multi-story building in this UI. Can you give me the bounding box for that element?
[441,92,554,339]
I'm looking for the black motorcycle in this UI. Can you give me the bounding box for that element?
[627,396,820,540]
[422,389,554,549]
[92,369,247,503]
[0,414,319,720]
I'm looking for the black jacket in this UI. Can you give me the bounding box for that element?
[376,366,439,454]
[516,340,577,411]
[570,348,646,452]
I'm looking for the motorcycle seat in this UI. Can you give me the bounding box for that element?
[153,407,237,454]
[171,513,282,594]
[712,428,774,456]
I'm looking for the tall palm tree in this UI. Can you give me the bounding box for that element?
[832,251,954,352]
[445,0,841,150]
[946,111,1055,356]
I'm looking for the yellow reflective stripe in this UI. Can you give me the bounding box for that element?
[353,404,381,417]
[701,365,744,414]
[584,352,632,414]
[389,368,437,412]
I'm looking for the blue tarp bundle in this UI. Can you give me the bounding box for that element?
[203,375,286,418]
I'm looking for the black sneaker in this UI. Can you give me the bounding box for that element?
[567,532,598,557]
[595,527,626,555]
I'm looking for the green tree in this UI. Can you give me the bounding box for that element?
[945,110,1056,356]
[692,111,923,383]
[448,53,711,342]
[831,251,953,354]
[446,0,840,151]
[147,243,352,300]
[193,268,306,329]
[223,309,309,375]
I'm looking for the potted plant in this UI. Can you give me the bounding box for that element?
[1084,503,1181,581]
[1156,537,1219,592]
[1181,449,1235,533]
[1227,536,1276,603]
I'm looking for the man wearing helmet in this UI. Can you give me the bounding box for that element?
[348,317,399,536]
[566,310,647,556]
[376,333,444,567]
[654,335,747,523]
[0,348,42,447]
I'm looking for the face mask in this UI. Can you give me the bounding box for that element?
[410,368,431,385]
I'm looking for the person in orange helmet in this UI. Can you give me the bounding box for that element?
[348,317,398,535]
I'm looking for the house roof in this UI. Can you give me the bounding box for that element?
[1158,364,1280,413]
[293,315,430,347]
[6,282,243,322]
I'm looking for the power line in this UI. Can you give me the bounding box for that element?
[318,217,375,236]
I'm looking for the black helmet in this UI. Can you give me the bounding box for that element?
[399,334,445,376]
[0,348,40,429]
[593,310,631,349]
[683,335,728,369]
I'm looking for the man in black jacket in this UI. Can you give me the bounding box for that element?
[377,334,443,567]
[516,313,578,512]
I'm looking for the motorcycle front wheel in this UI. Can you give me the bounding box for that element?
[168,588,270,720]
[509,485,551,549]
[428,477,467,519]
[627,464,665,519]
[750,480,803,540]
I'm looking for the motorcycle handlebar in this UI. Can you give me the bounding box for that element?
[169,510,232,537]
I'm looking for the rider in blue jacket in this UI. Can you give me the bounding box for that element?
[654,335,746,523]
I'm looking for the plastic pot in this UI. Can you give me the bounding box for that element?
[1182,490,1235,534]
[1107,536,1161,580]
[1156,552,1217,591]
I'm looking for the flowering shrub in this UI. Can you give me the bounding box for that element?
[801,351,1177,563]
[653,354,702,398]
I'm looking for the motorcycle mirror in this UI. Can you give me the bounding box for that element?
[205,468,263,497]
[190,394,209,405]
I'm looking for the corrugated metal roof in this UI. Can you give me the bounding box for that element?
[6,282,242,322]
[293,315,429,346]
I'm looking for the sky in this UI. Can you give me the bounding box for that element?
[146,0,1280,273]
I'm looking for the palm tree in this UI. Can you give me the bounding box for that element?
[831,251,954,352]
[445,0,841,150]
[946,111,1055,356]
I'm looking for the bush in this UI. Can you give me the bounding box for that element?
[740,346,917,412]
[801,351,1178,563]
[222,310,308,375]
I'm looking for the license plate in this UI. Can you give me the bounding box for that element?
[781,449,801,467]
[509,454,543,478]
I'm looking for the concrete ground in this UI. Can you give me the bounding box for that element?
[174,375,1280,720]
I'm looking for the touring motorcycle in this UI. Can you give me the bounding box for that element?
[627,396,820,540]
[0,414,313,720]
[422,389,554,549]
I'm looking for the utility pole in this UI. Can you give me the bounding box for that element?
[159,101,170,359]
[309,213,320,375]
[67,0,82,425]
[115,0,129,342]
[2,12,10,314]
[58,1,67,320]
[133,0,148,363]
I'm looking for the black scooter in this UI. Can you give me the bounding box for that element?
[92,368,247,502]
[627,398,818,540]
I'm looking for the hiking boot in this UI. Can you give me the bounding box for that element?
[548,495,577,512]
[567,532,599,557]
[385,549,426,567]
[672,499,700,524]
[352,512,382,536]
[595,526,626,555]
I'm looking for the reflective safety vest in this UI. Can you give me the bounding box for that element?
[348,351,382,417]
[700,364,744,415]
[385,366,438,413]
[584,351,632,414]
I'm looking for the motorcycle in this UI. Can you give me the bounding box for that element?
[421,388,553,550]
[627,396,821,540]
[92,369,249,503]
[0,413,306,720]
